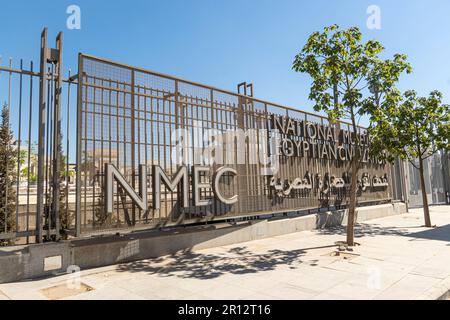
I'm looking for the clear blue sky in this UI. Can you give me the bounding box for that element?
[1,0,450,160]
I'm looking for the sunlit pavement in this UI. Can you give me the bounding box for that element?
[1,206,449,300]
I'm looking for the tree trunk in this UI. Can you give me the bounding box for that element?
[347,158,359,246]
[418,158,432,227]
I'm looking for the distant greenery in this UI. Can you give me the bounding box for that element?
[0,103,17,246]
[370,90,450,227]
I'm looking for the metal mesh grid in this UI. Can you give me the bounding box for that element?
[77,54,395,234]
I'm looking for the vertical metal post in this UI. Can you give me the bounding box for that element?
[174,80,179,130]
[75,53,83,237]
[400,158,409,212]
[174,81,184,217]
[26,61,34,244]
[441,151,450,204]
[51,32,63,240]
[36,28,48,243]
[4,59,12,234]
[65,69,71,231]
[236,83,247,215]
[130,70,136,225]
[15,60,24,233]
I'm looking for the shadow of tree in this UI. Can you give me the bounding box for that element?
[317,222,450,244]
[113,221,450,280]
[406,224,450,243]
[316,223,411,238]
[115,246,318,280]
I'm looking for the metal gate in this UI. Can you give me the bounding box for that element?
[0,29,77,245]
[0,28,404,245]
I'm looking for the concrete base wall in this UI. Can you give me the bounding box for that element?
[0,202,406,284]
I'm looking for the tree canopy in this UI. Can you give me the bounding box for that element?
[292,24,412,129]
[370,90,450,169]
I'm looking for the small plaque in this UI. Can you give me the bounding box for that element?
[44,255,62,271]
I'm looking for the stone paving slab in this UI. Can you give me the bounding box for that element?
[0,205,449,300]
[0,290,9,300]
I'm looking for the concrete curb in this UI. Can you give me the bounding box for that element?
[416,276,450,300]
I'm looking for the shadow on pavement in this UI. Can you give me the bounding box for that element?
[114,217,450,280]
[115,246,317,280]
[317,222,450,244]
[406,224,450,243]
[316,223,411,238]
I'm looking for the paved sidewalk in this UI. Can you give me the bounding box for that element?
[1,206,450,300]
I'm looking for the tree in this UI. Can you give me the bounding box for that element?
[292,25,411,246]
[0,103,17,246]
[20,167,38,183]
[369,90,450,227]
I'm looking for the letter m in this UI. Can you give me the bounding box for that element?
[152,166,189,210]
[104,164,148,215]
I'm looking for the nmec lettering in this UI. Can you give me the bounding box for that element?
[104,164,238,215]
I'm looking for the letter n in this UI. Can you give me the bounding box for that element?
[105,164,148,215]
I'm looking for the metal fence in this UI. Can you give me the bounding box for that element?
[76,54,397,236]
[0,29,76,245]
[0,58,41,244]
[406,151,450,207]
[0,28,405,245]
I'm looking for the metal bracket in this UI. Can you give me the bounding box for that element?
[68,73,78,82]
[237,82,254,97]
[46,48,60,63]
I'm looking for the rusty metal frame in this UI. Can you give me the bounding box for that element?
[75,53,398,235]
[35,28,50,243]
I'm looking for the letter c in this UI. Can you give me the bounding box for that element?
[213,167,238,205]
